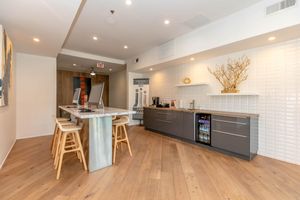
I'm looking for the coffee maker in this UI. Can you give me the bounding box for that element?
[152,97,159,107]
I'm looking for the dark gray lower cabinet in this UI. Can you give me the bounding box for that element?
[143,108,155,129]
[144,108,258,160]
[178,112,195,141]
[211,115,258,159]
[144,108,195,141]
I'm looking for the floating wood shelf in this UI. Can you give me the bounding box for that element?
[175,82,208,87]
[207,93,259,96]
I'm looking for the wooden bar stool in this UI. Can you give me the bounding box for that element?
[112,116,132,164]
[54,123,87,179]
[54,123,84,166]
[53,119,79,164]
[51,118,73,157]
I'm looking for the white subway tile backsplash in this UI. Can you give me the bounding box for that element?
[148,39,300,165]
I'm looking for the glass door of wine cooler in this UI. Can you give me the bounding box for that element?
[196,114,211,145]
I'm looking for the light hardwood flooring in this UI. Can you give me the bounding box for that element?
[0,126,300,200]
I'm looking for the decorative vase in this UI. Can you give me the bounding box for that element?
[221,86,239,93]
[183,77,191,84]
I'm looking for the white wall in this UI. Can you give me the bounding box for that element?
[0,25,16,168]
[109,69,127,109]
[146,39,300,165]
[16,53,56,139]
[127,0,300,71]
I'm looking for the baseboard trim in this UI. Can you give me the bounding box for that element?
[16,133,52,140]
[129,121,141,126]
[0,139,16,169]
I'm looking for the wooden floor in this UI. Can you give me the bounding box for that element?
[1,126,300,200]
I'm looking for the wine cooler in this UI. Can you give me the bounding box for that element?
[196,113,211,145]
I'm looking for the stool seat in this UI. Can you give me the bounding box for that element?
[57,121,74,126]
[58,124,82,132]
[56,118,70,122]
[112,116,129,125]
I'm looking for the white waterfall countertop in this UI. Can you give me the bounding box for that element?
[59,105,136,119]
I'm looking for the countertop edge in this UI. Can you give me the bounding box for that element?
[144,106,259,118]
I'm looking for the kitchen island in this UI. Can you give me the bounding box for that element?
[59,106,135,172]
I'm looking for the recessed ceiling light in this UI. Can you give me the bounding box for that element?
[124,45,128,49]
[190,57,195,61]
[149,68,153,71]
[109,68,112,71]
[268,36,276,41]
[92,36,98,41]
[164,19,170,25]
[33,37,40,42]
[125,0,132,5]
[73,63,77,66]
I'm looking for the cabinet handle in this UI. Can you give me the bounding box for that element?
[156,119,172,123]
[213,119,248,126]
[212,130,247,138]
[157,112,171,115]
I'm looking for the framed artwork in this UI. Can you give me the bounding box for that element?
[0,28,13,107]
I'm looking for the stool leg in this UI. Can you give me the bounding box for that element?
[54,129,62,168]
[56,133,67,180]
[75,131,87,171]
[119,126,123,151]
[122,125,132,157]
[51,124,58,155]
[72,132,82,162]
[112,126,119,150]
[113,125,118,164]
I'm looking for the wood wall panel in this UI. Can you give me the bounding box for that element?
[57,70,109,115]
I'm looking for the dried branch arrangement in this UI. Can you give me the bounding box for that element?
[208,56,250,93]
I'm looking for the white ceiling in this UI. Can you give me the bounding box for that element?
[57,54,126,75]
[0,0,81,57]
[64,0,263,60]
[136,25,300,73]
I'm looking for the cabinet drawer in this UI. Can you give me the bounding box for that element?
[211,130,249,156]
[154,119,173,134]
[212,115,250,137]
[155,110,175,120]
[212,115,249,124]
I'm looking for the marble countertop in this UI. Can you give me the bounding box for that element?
[59,105,136,119]
[144,106,259,118]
